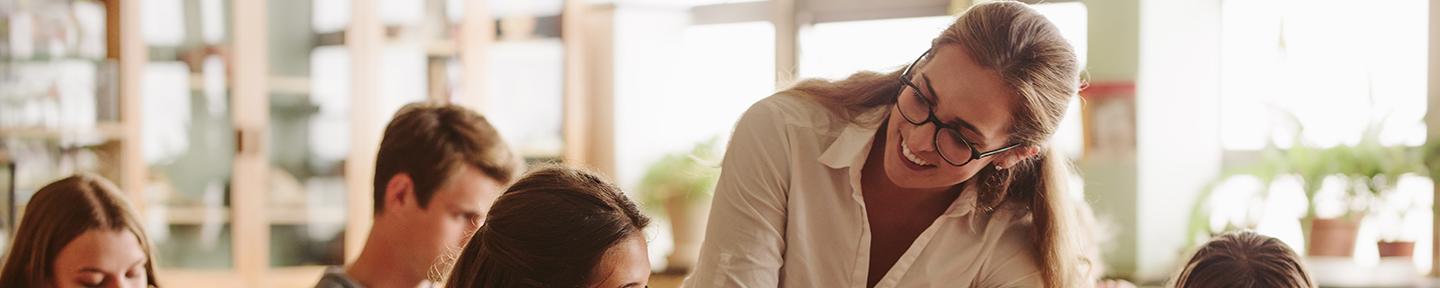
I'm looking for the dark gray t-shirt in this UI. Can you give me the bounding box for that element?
[314,266,439,288]
[314,266,363,288]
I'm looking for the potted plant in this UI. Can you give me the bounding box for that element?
[1373,191,1417,259]
[1304,144,1366,258]
[638,138,723,273]
[1367,136,1436,259]
[1271,140,1358,257]
[1380,138,1440,258]
[1184,143,1291,251]
[1354,121,1427,259]
[1186,116,1411,258]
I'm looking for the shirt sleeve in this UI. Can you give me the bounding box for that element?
[684,99,793,288]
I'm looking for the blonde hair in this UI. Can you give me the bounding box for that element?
[1171,231,1316,288]
[0,174,160,287]
[783,1,1085,286]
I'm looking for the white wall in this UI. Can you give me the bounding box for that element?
[1079,0,1141,277]
[1135,0,1223,281]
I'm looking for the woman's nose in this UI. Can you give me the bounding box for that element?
[905,123,939,153]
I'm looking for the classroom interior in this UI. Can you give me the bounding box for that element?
[0,0,1437,287]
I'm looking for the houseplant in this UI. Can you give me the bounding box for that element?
[1367,136,1438,258]
[638,138,723,272]
[1186,116,1418,258]
[1347,121,1426,258]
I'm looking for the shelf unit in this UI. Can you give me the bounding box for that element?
[158,206,346,226]
[0,0,601,287]
[0,123,126,142]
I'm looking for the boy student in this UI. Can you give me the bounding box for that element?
[317,103,524,288]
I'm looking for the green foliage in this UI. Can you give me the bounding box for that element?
[638,138,724,213]
[1425,138,1440,179]
[1184,109,1429,249]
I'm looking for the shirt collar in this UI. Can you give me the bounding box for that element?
[817,121,880,170]
[817,106,887,169]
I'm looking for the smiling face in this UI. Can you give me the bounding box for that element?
[51,229,149,288]
[882,45,1020,189]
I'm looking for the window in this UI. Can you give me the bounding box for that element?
[1216,0,1431,272]
[799,16,954,80]
[484,40,566,158]
[615,20,776,188]
[1220,0,1427,149]
[611,11,776,268]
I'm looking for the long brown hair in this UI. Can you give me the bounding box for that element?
[0,174,160,287]
[784,1,1084,286]
[443,165,651,287]
[1171,231,1315,288]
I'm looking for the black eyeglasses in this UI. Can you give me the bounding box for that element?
[896,49,1021,167]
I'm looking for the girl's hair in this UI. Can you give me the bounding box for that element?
[1171,231,1316,288]
[783,1,1085,286]
[444,165,651,287]
[0,174,160,287]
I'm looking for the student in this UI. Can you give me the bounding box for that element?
[443,165,652,288]
[0,174,160,288]
[686,1,1090,287]
[317,103,525,288]
[1171,231,1316,288]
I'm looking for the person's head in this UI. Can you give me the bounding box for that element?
[1171,231,1315,288]
[784,1,1083,285]
[444,165,652,288]
[0,174,159,288]
[371,102,525,277]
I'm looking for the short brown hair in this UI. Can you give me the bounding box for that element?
[444,165,651,287]
[1172,231,1315,288]
[0,174,159,287]
[373,102,523,214]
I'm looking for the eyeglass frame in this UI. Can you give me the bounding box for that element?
[895,49,1023,167]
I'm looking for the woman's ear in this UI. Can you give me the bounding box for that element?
[993,146,1040,170]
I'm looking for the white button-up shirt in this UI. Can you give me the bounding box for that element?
[685,93,1042,288]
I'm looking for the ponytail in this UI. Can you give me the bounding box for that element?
[980,146,1090,287]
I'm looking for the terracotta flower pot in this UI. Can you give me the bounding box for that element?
[663,192,712,273]
[1377,241,1415,258]
[1308,218,1361,257]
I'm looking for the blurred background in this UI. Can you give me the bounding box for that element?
[0,0,1434,287]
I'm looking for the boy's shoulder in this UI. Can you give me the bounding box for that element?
[315,266,363,288]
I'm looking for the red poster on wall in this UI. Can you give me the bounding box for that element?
[1080,81,1136,158]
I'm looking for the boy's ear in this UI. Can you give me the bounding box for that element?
[385,173,415,211]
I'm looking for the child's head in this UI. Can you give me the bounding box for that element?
[444,165,652,288]
[371,102,525,279]
[1172,230,1314,288]
[0,174,158,288]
